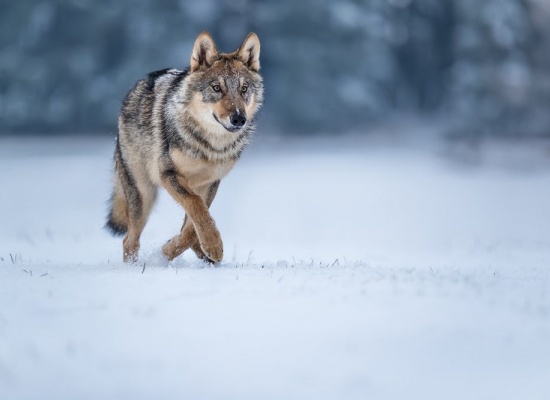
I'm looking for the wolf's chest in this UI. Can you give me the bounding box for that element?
[170,149,236,189]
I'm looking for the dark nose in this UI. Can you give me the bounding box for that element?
[230,113,246,128]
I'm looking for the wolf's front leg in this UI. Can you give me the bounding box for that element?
[161,172,223,262]
[162,215,197,260]
[162,216,208,261]
[162,180,220,261]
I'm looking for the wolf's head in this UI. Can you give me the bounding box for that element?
[183,31,264,135]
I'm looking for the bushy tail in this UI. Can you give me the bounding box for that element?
[105,180,128,236]
[105,140,128,236]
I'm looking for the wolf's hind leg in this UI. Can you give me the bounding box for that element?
[122,181,157,263]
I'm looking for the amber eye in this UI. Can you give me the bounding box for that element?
[212,84,221,92]
[241,85,248,93]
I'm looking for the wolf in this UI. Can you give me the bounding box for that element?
[105,31,264,263]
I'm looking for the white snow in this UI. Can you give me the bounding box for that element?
[1,134,550,399]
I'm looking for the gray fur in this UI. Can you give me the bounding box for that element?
[105,32,264,262]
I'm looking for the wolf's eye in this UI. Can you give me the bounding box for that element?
[241,86,248,93]
[212,84,221,92]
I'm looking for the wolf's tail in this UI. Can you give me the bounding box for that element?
[105,183,128,236]
[105,140,129,236]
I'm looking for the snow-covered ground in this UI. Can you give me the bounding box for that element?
[1,134,549,399]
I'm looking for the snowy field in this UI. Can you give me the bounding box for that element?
[1,134,550,399]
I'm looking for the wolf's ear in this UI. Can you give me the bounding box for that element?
[237,32,260,72]
[190,31,218,72]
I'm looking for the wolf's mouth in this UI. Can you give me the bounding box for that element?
[212,113,242,133]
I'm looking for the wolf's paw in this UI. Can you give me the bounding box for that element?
[123,250,139,264]
[199,228,223,263]
[162,236,183,261]
[191,241,207,260]
[123,239,140,264]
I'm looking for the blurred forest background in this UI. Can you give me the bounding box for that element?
[1,0,550,138]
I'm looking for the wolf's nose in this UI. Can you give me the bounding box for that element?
[230,113,246,128]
